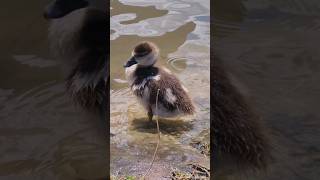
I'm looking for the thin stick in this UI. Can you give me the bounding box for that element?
[142,89,161,180]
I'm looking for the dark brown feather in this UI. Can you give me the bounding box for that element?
[133,41,153,57]
[132,66,195,115]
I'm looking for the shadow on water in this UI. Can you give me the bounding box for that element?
[131,118,193,136]
[111,0,168,25]
[111,22,195,90]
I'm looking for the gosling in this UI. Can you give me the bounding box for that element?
[124,41,195,121]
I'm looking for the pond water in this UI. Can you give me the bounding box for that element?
[0,0,108,179]
[214,0,320,179]
[110,0,210,179]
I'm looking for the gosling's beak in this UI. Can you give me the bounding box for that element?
[123,56,137,68]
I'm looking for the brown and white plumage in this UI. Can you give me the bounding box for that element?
[124,41,194,120]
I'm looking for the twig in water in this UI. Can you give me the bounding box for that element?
[142,89,161,180]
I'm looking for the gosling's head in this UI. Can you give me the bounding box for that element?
[124,41,159,68]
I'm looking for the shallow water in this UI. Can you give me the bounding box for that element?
[0,1,108,179]
[110,0,210,178]
[214,0,320,179]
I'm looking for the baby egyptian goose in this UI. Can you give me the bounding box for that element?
[45,0,108,111]
[44,0,108,134]
[124,41,195,121]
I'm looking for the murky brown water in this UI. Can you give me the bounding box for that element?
[214,0,320,179]
[110,0,210,179]
[0,1,108,179]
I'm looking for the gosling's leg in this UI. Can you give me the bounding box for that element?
[148,106,153,122]
[148,111,153,122]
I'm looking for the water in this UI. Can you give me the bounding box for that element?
[214,0,320,179]
[110,0,210,178]
[0,1,108,179]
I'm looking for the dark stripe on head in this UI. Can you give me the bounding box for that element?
[134,42,153,57]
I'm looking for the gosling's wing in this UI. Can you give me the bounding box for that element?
[147,69,194,114]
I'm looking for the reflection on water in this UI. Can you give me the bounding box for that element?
[111,0,210,178]
[214,0,320,179]
[0,0,108,179]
